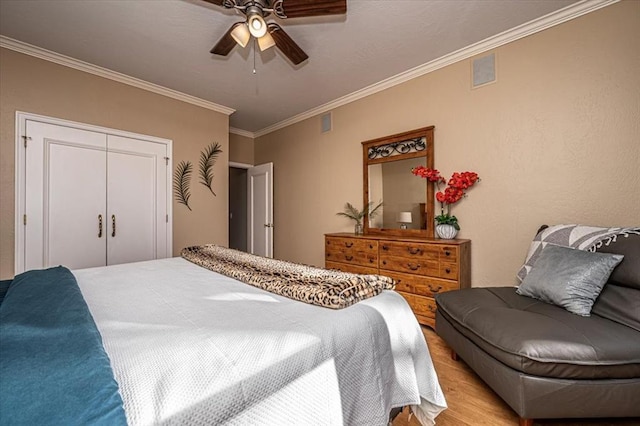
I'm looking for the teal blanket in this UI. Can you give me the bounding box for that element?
[0,266,127,426]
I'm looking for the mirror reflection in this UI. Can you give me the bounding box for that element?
[368,157,426,230]
[362,126,434,238]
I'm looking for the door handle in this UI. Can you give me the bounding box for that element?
[111,215,116,237]
[98,214,103,238]
[263,223,273,228]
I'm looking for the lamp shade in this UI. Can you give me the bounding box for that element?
[247,13,267,38]
[230,23,250,48]
[397,212,412,223]
[257,32,275,51]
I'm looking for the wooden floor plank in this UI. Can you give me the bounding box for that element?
[392,327,639,426]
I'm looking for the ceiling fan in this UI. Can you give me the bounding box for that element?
[204,0,347,65]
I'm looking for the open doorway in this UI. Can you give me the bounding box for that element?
[229,161,273,257]
[229,166,248,252]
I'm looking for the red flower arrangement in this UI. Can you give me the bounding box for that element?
[412,166,480,230]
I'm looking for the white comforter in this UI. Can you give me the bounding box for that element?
[75,257,446,426]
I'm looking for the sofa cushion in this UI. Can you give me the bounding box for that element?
[591,233,640,331]
[595,232,640,289]
[516,225,640,283]
[516,245,623,316]
[435,287,640,379]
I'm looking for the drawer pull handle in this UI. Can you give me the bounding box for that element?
[382,260,387,265]
[345,242,353,248]
[445,268,451,274]
[327,253,331,257]
[369,258,374,263]
[382,245,389,251]
[369,244,374,249]
[407,263,420,271]
[429,285,443,293]
[345,255,353,261]
[408,247,421,255]
[428,305,437,313]
[444,250,451,256]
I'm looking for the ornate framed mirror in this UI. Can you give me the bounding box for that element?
[362,126,434,238]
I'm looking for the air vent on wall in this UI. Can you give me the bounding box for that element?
[472,52,496,88]
[321,112,332,133]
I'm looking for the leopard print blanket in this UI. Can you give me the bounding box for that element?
[181,245,395,309]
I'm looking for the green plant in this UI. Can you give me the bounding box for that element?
[434,212,460,230]
[336,201,383,225]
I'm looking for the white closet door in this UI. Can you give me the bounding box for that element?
[106,135,168,266]
[24,121,107,270]
[247,162,273,258]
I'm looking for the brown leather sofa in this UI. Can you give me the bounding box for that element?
[435,230,640,426]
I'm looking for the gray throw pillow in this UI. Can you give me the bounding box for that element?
[516,245,623,316]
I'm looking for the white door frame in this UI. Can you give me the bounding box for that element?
[14,111,173,273]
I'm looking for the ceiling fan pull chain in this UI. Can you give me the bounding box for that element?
[253,38,257,74]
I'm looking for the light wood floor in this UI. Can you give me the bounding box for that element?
[392,327,639,426]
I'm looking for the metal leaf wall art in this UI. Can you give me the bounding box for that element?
[199,142,223,196]
[173,160,193,211]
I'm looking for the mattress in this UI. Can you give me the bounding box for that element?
[74,257,447,425]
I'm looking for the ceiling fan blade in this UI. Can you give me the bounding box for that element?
[268,23,308,65]
[276,0,346,18]
[210,22,243,56]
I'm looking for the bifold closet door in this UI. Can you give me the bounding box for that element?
[24,121,108,271]
[106,135,167,266]
[23,121,169,272]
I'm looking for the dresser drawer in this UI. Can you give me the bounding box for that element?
[398,291,437,319]
[379,241,439,260]
[326,236,378,253]
[382,270,458,297]
[326,250,377,267]
[325,261,378,275]
[380,255,438,276]
[438,262,458,280]
[438,245,459,263]
[325,237,378,267]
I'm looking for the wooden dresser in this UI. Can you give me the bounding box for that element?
[325,233,470,328]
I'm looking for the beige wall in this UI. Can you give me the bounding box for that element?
[229,132,254,165]
[0,48,230,279]
[255,1,640,287]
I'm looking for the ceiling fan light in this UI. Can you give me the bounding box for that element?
[247,14,267,38]
[230,23,250,48]
[257,32,275,51]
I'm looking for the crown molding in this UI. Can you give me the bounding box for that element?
[0,36,235,116]
[1,0,617,136]
[229,127,255,138]
[252,0,618,138]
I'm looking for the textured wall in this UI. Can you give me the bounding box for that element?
[0,49,230,279]
[229,132,255,165]
[255,1,640,286]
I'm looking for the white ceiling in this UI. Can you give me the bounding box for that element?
[0,0,592,135]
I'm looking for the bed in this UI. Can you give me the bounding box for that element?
[0,248,446,426]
